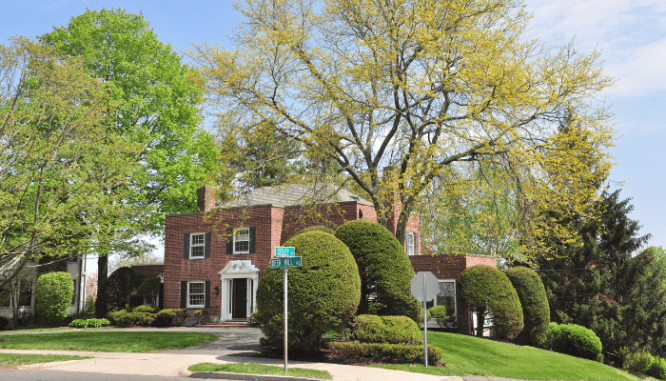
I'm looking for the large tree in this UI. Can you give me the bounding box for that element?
[39,8,222,311]
[194,0,613,255]
[537,190,665,364]
[0,38,135,290]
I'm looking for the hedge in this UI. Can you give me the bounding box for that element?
[327,341,444,365]
[256,231,361,352]
[459,265,524,341]
[504,266,550,346]
[69,318,111,328]
[352,315,423,345]
[35,272,74,324]
[548,322,603,362]
[335,220,420,321]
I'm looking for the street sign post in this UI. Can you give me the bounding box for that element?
[411,271,439,368]
[271,256,302,269]
[271,250,301,374]
[275,246,295,258]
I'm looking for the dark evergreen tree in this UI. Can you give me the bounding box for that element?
[537,190,664,365]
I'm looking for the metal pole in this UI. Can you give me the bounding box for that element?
[423,272,428,368]
[284,267,288,374]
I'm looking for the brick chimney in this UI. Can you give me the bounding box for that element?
[197,185,216,212]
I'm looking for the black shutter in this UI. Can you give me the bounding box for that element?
[183,233,190,259]
[415,232,419,255]
[180,281,187,308]
[226,228,233,254]
[249,226,256,254]
[204,232,211,258]
[205,281,211,308]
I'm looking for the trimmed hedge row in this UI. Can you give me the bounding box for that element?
[107,306,189,327]
[547,323,602,362]
[504,266,550,346]
[352,315,423,345]
[327,341,444,365]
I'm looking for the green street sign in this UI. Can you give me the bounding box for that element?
[271,256,302,269]
[275,246,295,258]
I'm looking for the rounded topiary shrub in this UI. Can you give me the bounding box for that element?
[352,314,423,345]
[335,220,419,321]
[459,265,524,341]
[101,267,140,311]
[35,272,74,324]
[548,323,603,362]
[504,266,550,346]
[256,231,361,352]
[292,226,336,237]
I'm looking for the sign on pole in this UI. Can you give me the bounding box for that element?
[275,246,295,258]
[411,271,439,368]
[271,256,302,269]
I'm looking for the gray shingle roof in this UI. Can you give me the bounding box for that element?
[223,183,373,208]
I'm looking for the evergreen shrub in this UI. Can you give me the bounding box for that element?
[136,276,161,306]
[548,322,603,362]
[459,265,523,341]
[35,272,74,324]
[134,305,159,313]
[352,315,423,345]
[153,308,188,327]
[335,220,419,321]
[102,267,140,310]
[624,349,655,374]
[648,356,666,380]
[257,231,361,352]
[107,309,156,327]
[504,266,550,346]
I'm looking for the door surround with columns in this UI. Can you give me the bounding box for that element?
[218,260,260,321]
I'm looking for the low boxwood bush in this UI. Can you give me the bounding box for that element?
[352,315,423,345]
[647,356,666,380]
[153,308,188,327]
[134,305,159,313]
[624,349,655,374]
[428,306,454,328]
[327,341,444,365]
[69,318,111,328]
[107,309,156,327]
[548,323,603,362]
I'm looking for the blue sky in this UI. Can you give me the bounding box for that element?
[3,0,665,265]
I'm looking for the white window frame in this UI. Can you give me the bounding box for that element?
[233,228,250,254]
[406,232,415,256]
[187,281,205,308]
[190,233,206,259]
[429,279,457,327]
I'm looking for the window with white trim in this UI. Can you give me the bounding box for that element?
[190,233,205,258]
[233,228,250,254]
[188,282,205,308]
[406,232,415,256]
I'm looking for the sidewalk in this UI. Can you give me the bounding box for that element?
[3,348,466,381]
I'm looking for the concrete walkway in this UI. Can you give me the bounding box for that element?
[0,327,527,381]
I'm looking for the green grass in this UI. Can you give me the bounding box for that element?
[0,331,218,352]
[373,332,642,381]
[189,362,332,380]
[0,353,90,369]
[0,327,75,334]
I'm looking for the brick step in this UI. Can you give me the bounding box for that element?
[200,321,251,328]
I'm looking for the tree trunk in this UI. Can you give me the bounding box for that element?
[476,310,486,337]
[95,255,108,318]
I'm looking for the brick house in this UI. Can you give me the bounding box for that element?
[164,184,495,332]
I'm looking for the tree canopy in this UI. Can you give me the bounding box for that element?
[194,0,614,257]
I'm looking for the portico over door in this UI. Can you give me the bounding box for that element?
[219,260,259,322]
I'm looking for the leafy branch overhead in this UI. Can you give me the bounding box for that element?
[193,0,614,257]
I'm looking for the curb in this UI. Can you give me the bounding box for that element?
[190,371,325,381]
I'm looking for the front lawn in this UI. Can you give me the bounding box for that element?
[189,363,332,380]
[374,332,641,381]
[0,331,218,352]
[0,353,90,369]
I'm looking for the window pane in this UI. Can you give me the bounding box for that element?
[191,246,204,257]
[436,281,456,318]
[192,234,205,245]
[236,228,249,240]
[190,283,204,294]
[235,241,249,253]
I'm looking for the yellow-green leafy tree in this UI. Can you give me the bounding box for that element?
[194,0,614,258]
